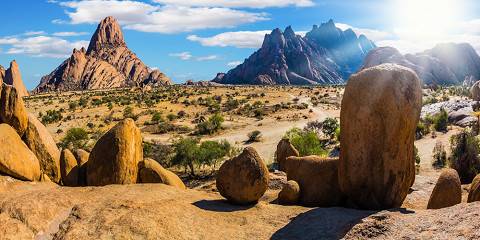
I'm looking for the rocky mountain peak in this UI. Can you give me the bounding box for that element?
[284,26,296,38]
[87,16,126,54]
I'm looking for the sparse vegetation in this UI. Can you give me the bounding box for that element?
[284,127,327,157]
[60,127,89,149]
[432,141,447,169]
[449,130,480,183]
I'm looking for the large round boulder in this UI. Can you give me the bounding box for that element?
[0,83,28,136]
[216,147,269,205]
[0,124,40,181]
[278,180,300,205]
[23,113,61,183]
[60,149,79,186]
[427,169,462,209]
[467,174,480,203]
[284,156,343,207]
[339,64,422,210]
[275,138,299,172]
[86,119,143,186]
[470,80,480,101]
[138,158,186,189]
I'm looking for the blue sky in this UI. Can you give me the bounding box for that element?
[0,0,479,89]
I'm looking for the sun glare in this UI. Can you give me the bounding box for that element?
[394,0,461,42]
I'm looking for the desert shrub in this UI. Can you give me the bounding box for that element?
[78,97,88,107]
[195,113,224,135]
[123,106,138,120]
[247,130,262,143]
[41,109,63,124]
[449,130,480,183]
[151,111,164,124]
[433,108,448,132]
[171,137,231,176]
[167,113,177,121]
[69,102,78,111]
[321,117,339,140]
[416,121,431,139]
[284,128,327,157]
[143,141,174,167]
[304,120,323,133]
[432,141,447,169]
[60,127,89,149]
[414,145,421,165]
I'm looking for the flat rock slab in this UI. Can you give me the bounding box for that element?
[0,176,479,239]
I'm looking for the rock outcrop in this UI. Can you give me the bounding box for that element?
[74,149,89,186]
[3,60,29,97]
[468,174,480,203]
[427,169,462,209]
[0,83,28,136]
[363,44,480,86]
[86,118,143,186]
[34,16,170,93]
[0,124,40,181]
[216,147,269,205]
[212,20,375,85]
[471,80,480,101]
[339,64,422,210]
[284,156,343,207]
[138,158,186,189]
[278,180,300,205]
[23,113,61,183]
[60,149,79,186]
[275,138,299,171]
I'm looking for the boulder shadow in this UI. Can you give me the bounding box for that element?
[192,199,256,212]
[271,207,376,240]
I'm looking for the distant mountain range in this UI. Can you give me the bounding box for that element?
[212,20,376,85]
[34,17,171,93]
[362,43,480,86]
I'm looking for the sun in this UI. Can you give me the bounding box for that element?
[393,0,462,42]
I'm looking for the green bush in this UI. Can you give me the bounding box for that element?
[247,130,262,142]
[196,113,224,135]
[171,137,231,176]
[60,128,89,149]
[321,117,339,140]
[449,130,480,183]
[123,106,138,120]
[284,128,327,157]
[41,109,63,124]
[433,108,448,132]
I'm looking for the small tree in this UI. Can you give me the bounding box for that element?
[284,127,327,157]
[196,113,224,135]
[171,137,199,176]
[321,117,339,140]
[432,141,447,169]
[247,130,262,143]
[433,108,448,132]
[449,130,480,183]
[60,128,89,149]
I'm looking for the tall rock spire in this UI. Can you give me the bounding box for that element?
[87,16,126,54]
[4,60,29,97]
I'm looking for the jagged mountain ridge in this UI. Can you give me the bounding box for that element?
[213,20,376,85]
[362,43,480,85]
[34,16,171,93]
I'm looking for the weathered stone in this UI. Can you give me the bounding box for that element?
[339,64,422,210]
[427,169,462,209]
[467,174,480,203]
[278,180,300,205]
[4,60,29,97]
[86,119,143,186]
[0,83,28,136]
[0,124,40,181]
[216,147,269,205]
[23,113,61,183]
[275,138,299,172]
[138,158,185,189]
[285,156,343,207]
[60,149,79,186]
[74,149,89,186]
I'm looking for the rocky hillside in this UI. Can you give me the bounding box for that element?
[212,20,376,85]
[34,17,171,93]
[0,60,29,97]
[362,43,480,85]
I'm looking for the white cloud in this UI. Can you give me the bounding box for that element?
[52,31,89,37]
[0,35,88,58]
[169,51,220,61]
[57,0,269,34]
[196,55,219,61]
[152,0,314,8]
[169,52,192,60]
[24,31,47,36]
[227,61,242,67]
[188,31,270,48]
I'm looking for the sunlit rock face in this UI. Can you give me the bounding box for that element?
[363,43,480,86]
[34,16,171,93]
[213,19,376,85]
